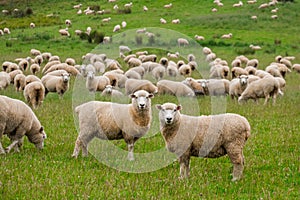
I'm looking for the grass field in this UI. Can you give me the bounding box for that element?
[0,0,299,199]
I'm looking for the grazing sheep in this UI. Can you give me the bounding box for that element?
[159,57,169,67]
[182,77,205,95]
[244,66,257,75]
[5,62,19,73]
[59,28,70,37]
[121,21,127,28]
[44,63,80,76]
[42,60,61,73]
[104,71,128,88]
[167,52,179,59]
[210,65,230,79]
[156,103,250,181]
[34,55,43,66]
[164,3,172,8]
[160,18,167,24]
[194,35,205,41]
[85,71,110,92]
[255,70,270,79]
[221,33,232,39]
[128,57,142,68]
[229,75,249,100]
[18,59,29,71]
[231,59,242,68]
[30,64,41,75]
[203,47,212,55]
[25,75,42,85]
[198,79,229,96]
[279,58,292,69]
[65,19,72,26]
[166,64,179,77]
[0,95,47,154]
[128,66,145,78]
[249,44,262,50]
[42,52,52,61]
[238,75,279,105]
[292,64,300,73]
[23,81,45,109]
[177,38,189,47]
[113,24,121,32]
[246,59,259,68]
[236,55,249,65]
[179,64,192,77]
[14,73,26,92]
[231,67,248,79]
[30,49,41,56]
[46,70,69,77]
[125,79,157,95]
[265,64,282,78]
[9,70,23,84]
[247,75,261,84]
[0,72,11,90]
[72,90,154,160]
[42,73,70,97]
[143,6,148,11]
[152,65,166,81]
[125,69,142,80]
[49,55,61,62]
[141,54,157,63]
[101,85,124,97]
[206,53,217,62]
[124,2,133,8]
[171,19,180,24]
[233,1,243,7]
[157,80,195,97]
[65,58,76,66]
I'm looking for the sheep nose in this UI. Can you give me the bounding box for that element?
[166,117,172,123]
[139,104,145,108]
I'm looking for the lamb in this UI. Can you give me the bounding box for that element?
[85,71,110,92]
[23,81,45,109]
[177,38,189,47]
[30,63,41,75]
[101,85,124,97]
[41,73,70,97]
[229,75,249,100]
[72,90,154,160]
[125,79,157,95]
[157,80,195,97]
[0,72,11,90]
[156,103,250,181]
[231,67,248,79]
[238,75,279,105]
[14,73,26,92]
[0,95,47,154]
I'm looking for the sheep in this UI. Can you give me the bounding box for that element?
[210,65,230,79]
[25,75,41,86]
[113,24,121,32]
[14,73,26,92]
[41,73,70,97]
[203,47,212,55]
[121,21,127,28]
[101,85,124,97]
[166,64,179,77]
[18,59,29,71]
[171,19,180,24]
[143,5,148,11]
[119,45,131,54]
[236,55,249,65]
[238,75,279,105]
[136,28,146,34]
[255,70,270,79]
[233,1,243,7]
[194,35,205,41]
[156,103,250,181]
[73,3,82,9]
[59,28,70,37]
[125,79,157,95]
[34,55,44,66]
[72,90,154,160]
[231,59,242,68]
[157,80,195,97]
[251,15,257,20]
[167,52,179,59]
[85,71,110,92]
[42,61,61,73]
[46,69,69,77]
[198,79,229,96]
[229,75,249,100]
[178,64,192,77]
[65,19,72,26]
[160,18,167,24]
[128,57,142,68]
[188,61,197,71]
[0,95,47,154]
[125,69,141,80]
[246,59,259,68]
[124,2,133,8]
[128,66,145,78]
[152,65,166,81]
[177,38,189,47]
[247,75,261,84]
[221,33,232,39]
[211,8,218,12]
[4,62,19,73]
[65,58,76,66]
[182,77,205,95]
[292,64,300,73]
[23,81,45,109]
[141,54,157,63]
[104,71,128,88]
[93,61,106,74]
[244,66,257,75]
[49,55,61,62]
[3,27,10,34]
[44,63,80,76]
[258,3,269,9]
[159,57,169,67]
[164,3,172,8]
[30,49,41,56]
[279,58,292,69]
[265,64,282,78]
[8,70,23,84]
[206,53,217,62]
[0,72,11,90]
[231,67,248,79]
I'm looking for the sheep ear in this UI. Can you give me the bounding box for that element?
[39,126,44,132]
[155,104,162,110]
[148,93,154,98]
[176,105,182,111]
[130,94,136,98]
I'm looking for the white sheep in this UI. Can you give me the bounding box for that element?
[127,57,142,68]
[179,64,192,77]
[14,73,26,92]
[171,19,180,24]
[244,66,257,75]
[125,69,142,80]
[167,52,179,59]
[229,75,249,100]
[125,79,157,95]
[65,19,72,26]
[104,71,128,88]
[30,22,35,28]
[156,103,250,181]
[231,67,248,79]
[221,33,232,39]
[292,64,300,73]
[101,85,124,97]
[85,71,110,92]
[177,38,189,47]
[157,80,195,97]
[198,79,229,96]
[124,2,133,8]
[0,95,47,154]
[194,35,205,41]
[41,73,70,97]
[23,81,45,109]
[209,65,230,79]
[102,17,111,22]
[246,58,259,68]
[182,77,205,95]
[0,71,11,90]
[30,49,41,56]
[238,75,279,105]
[141,54,157,63]
[25,75,41,86]
[72,90,154,160]
[65,58,76,66]
[249,44,262,50]
[233,1,243,7]
[3,27,10,34]
[49,55,61,62]
[143,6,148,11]
[41,52,52,61]
[18,59,29,71]
[159,57,169,67]
[152,65,166,81]
[160,18,167,24]
[203,47,212,55]
[164,3,172,8]
[59,28,70,37]
[119,45,131,54]
[121,21,127,28]
[113,24,121,32]
[34,55,44,66]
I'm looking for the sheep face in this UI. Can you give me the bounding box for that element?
[156,103,181,125]
[62,73,70,83]
[87,71,94,79]
[239,75,248,86]
[130,90,153,110]
[27,127,47,150]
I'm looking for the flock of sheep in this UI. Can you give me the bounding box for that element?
[1,0,299,181]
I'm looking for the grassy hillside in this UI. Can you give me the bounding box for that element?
[0,0,299,199]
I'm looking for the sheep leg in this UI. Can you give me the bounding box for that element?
[72,138,83,158]
[226,146,244,181]
[0,126,5,154]
[264,94,270,105]
[178,155,190,179]
[127,142,135,161]
[272,93,277,106]
[5,140,19,153]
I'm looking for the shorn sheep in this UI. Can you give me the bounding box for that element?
[41,73,70,97]
[24,81,45,109]
[72,90,154,160]
[156,103,250,181]
[0,95,47,154]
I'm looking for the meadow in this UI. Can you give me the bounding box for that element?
[0,0,299,199]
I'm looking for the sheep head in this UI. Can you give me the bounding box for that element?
[156,103,181,125]
[130,90,153,111]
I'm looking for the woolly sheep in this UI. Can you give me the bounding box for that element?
[178,64,192,77]
[292,64,300,73]
[4,62,19,73]
[152,65,166,81]
[72,90,154,160]
[30,64,41,75]
[164,3,172,8]
[128,57,142,68]
[229,75,249,100]
[30,49,41,56]
[65,19,72,26]
[9,70,23,83]
[113,24,121,32]
[49,55,61,62]
[206,53,217,62]
[171,19,180,24]
[85,71,110,92]
[125,69,141,80]
[14,73,26,92]
[121,21,127,28]
[42,73,70,97]
[0,72,11,90]
[182,77,205,95]
[119,45,131,54]
[23,81,45,109]
[101,85,124,97]
[128,66,145,78]
[238,75,279,105]
[198,79,229,96]
[141,54,157,63]
[125,79,157,95]
[167,52,179,59]
[244,66,257,75]
[104,71,128,88]
[156,103,250,181]
[34,55,43,66]
[65,58,76,66]
[249,44,261,50]
[265,65,282,78]
[25,75,41,85]
[160,18,167,24]
[59,29,70,37]
[157,80,195,97]
[279,58,292,69]
[236,55,249,65]
[42,60,61,73]
[159,57,169,67]
[0,95,47,154]
[177,38,189,47]
[233,1,243,7]
[221,33,232,39]
[247,75,261,84]
[231,59,242,68]
[166,64,179,77]
[255,70,270,79]
[44,63,80,76]
[231,67,248,79]
[246,59,259,68]
[46,69,69,77]
[203,47,212,55]
[210,65,230,79]
[18,59,29,71]
[93,61,106,74]
[194,35,205,41]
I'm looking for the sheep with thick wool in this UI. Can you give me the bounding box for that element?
[101,85,124,97]
[23,81,45,109]
[231,67,248,79]
[85,71,110,92]
[14,73,26,92]
[0,95,46,154]
[9,70,23,83]
[156,103,250,181]
[198,79,230,96]
[30,64,41,75]
[125,79,157,95]
[182,77,205,95]
[41,72,70,97]
[0,72,11,90]
[229,75,249,100]
[25,75,41,85]
[157,80,195,97]
[238,75,279,105]
[72,90,154,160]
